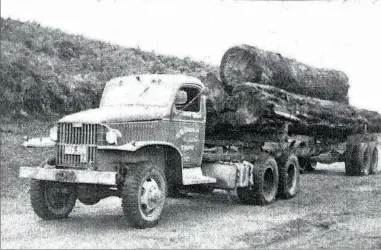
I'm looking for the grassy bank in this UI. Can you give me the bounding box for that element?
[0,17,218,118]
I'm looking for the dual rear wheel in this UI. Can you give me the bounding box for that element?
[345,142,379,176]
[277,155,300,199]
[237,156,279,205]
[237,154,300,205]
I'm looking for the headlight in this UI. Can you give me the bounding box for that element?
[49,125,58,141]
[106,129,122,145]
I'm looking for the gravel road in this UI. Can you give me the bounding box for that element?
[1,162,381,249]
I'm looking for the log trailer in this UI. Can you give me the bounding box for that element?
[19,74,379,228]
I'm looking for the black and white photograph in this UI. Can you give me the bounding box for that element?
[1,0,381,248]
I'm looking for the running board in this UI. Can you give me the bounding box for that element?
[182,167,216,185]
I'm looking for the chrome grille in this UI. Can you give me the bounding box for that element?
[56,123,100,168]
[59,123,98,144]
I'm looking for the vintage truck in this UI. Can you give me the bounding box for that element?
[19,74,379,228]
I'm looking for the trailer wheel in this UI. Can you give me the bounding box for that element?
[345,144,356,176]
[350,143,371,176]
[30,180,76,220]
[277,155,300,199]
[298,157,317,174]
[237,155,279,205]
[121,162,167,229]
[368,143,379,174]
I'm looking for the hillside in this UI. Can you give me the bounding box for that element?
[0,18,218,118]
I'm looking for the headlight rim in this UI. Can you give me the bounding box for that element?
[49,124,58,142]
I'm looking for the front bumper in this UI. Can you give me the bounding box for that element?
[19,167,117,185]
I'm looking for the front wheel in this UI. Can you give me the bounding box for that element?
[30,180,77,220]
[122,162,167,229]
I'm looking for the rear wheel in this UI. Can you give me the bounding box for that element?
[369,143,379,174]
[237,155,279,205]
[345,144,356,176]
[78,197,100,205]
[298,157,317,174]
[346,143,371,176]
[277,155,300,199]
[122,162,167,229]
[30,180,77,220]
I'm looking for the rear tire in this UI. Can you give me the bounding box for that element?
[298,157,317,174]
[30,180,77,220]
[346,143,371,176]
[277,155,300,199]
[237,155,279,205]
[369,143,379,174]
[345,144,356,176]
[122,162,167,229]
[78,197,100,205]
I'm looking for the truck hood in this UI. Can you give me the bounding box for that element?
[58,106,169,124]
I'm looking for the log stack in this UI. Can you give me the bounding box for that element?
[220,45,350,103]
[202,45,381,139]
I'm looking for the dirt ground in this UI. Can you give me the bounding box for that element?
[1,159,381,249]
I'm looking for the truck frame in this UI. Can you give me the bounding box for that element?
[20,74,379,228]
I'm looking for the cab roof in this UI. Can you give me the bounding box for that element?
[105,74,205,89]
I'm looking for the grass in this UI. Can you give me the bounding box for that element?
[0,120,56,198]
[0,17,218,118]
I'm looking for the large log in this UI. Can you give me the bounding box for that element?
[220,45,350,103]
[206,82,381,139]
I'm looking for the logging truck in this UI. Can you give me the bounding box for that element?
[19,74,379,228]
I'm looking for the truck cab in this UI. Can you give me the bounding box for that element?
[20,74,219,228]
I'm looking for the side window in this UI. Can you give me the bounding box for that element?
[175,86,201,113]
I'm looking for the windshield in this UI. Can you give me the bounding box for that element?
[100,78,175,107]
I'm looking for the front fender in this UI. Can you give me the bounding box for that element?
[96,142,183,179]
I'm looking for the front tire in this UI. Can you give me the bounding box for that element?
[122,162,167,229]
[30,180,77,220]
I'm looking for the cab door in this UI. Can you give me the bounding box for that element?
[171,85,205,168]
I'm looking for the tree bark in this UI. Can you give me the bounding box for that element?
[206,82,381,139]
[220,45,350,103]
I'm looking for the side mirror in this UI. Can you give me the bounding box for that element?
[175,90,187,105]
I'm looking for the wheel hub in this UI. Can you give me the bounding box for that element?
[141,178,162,214]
